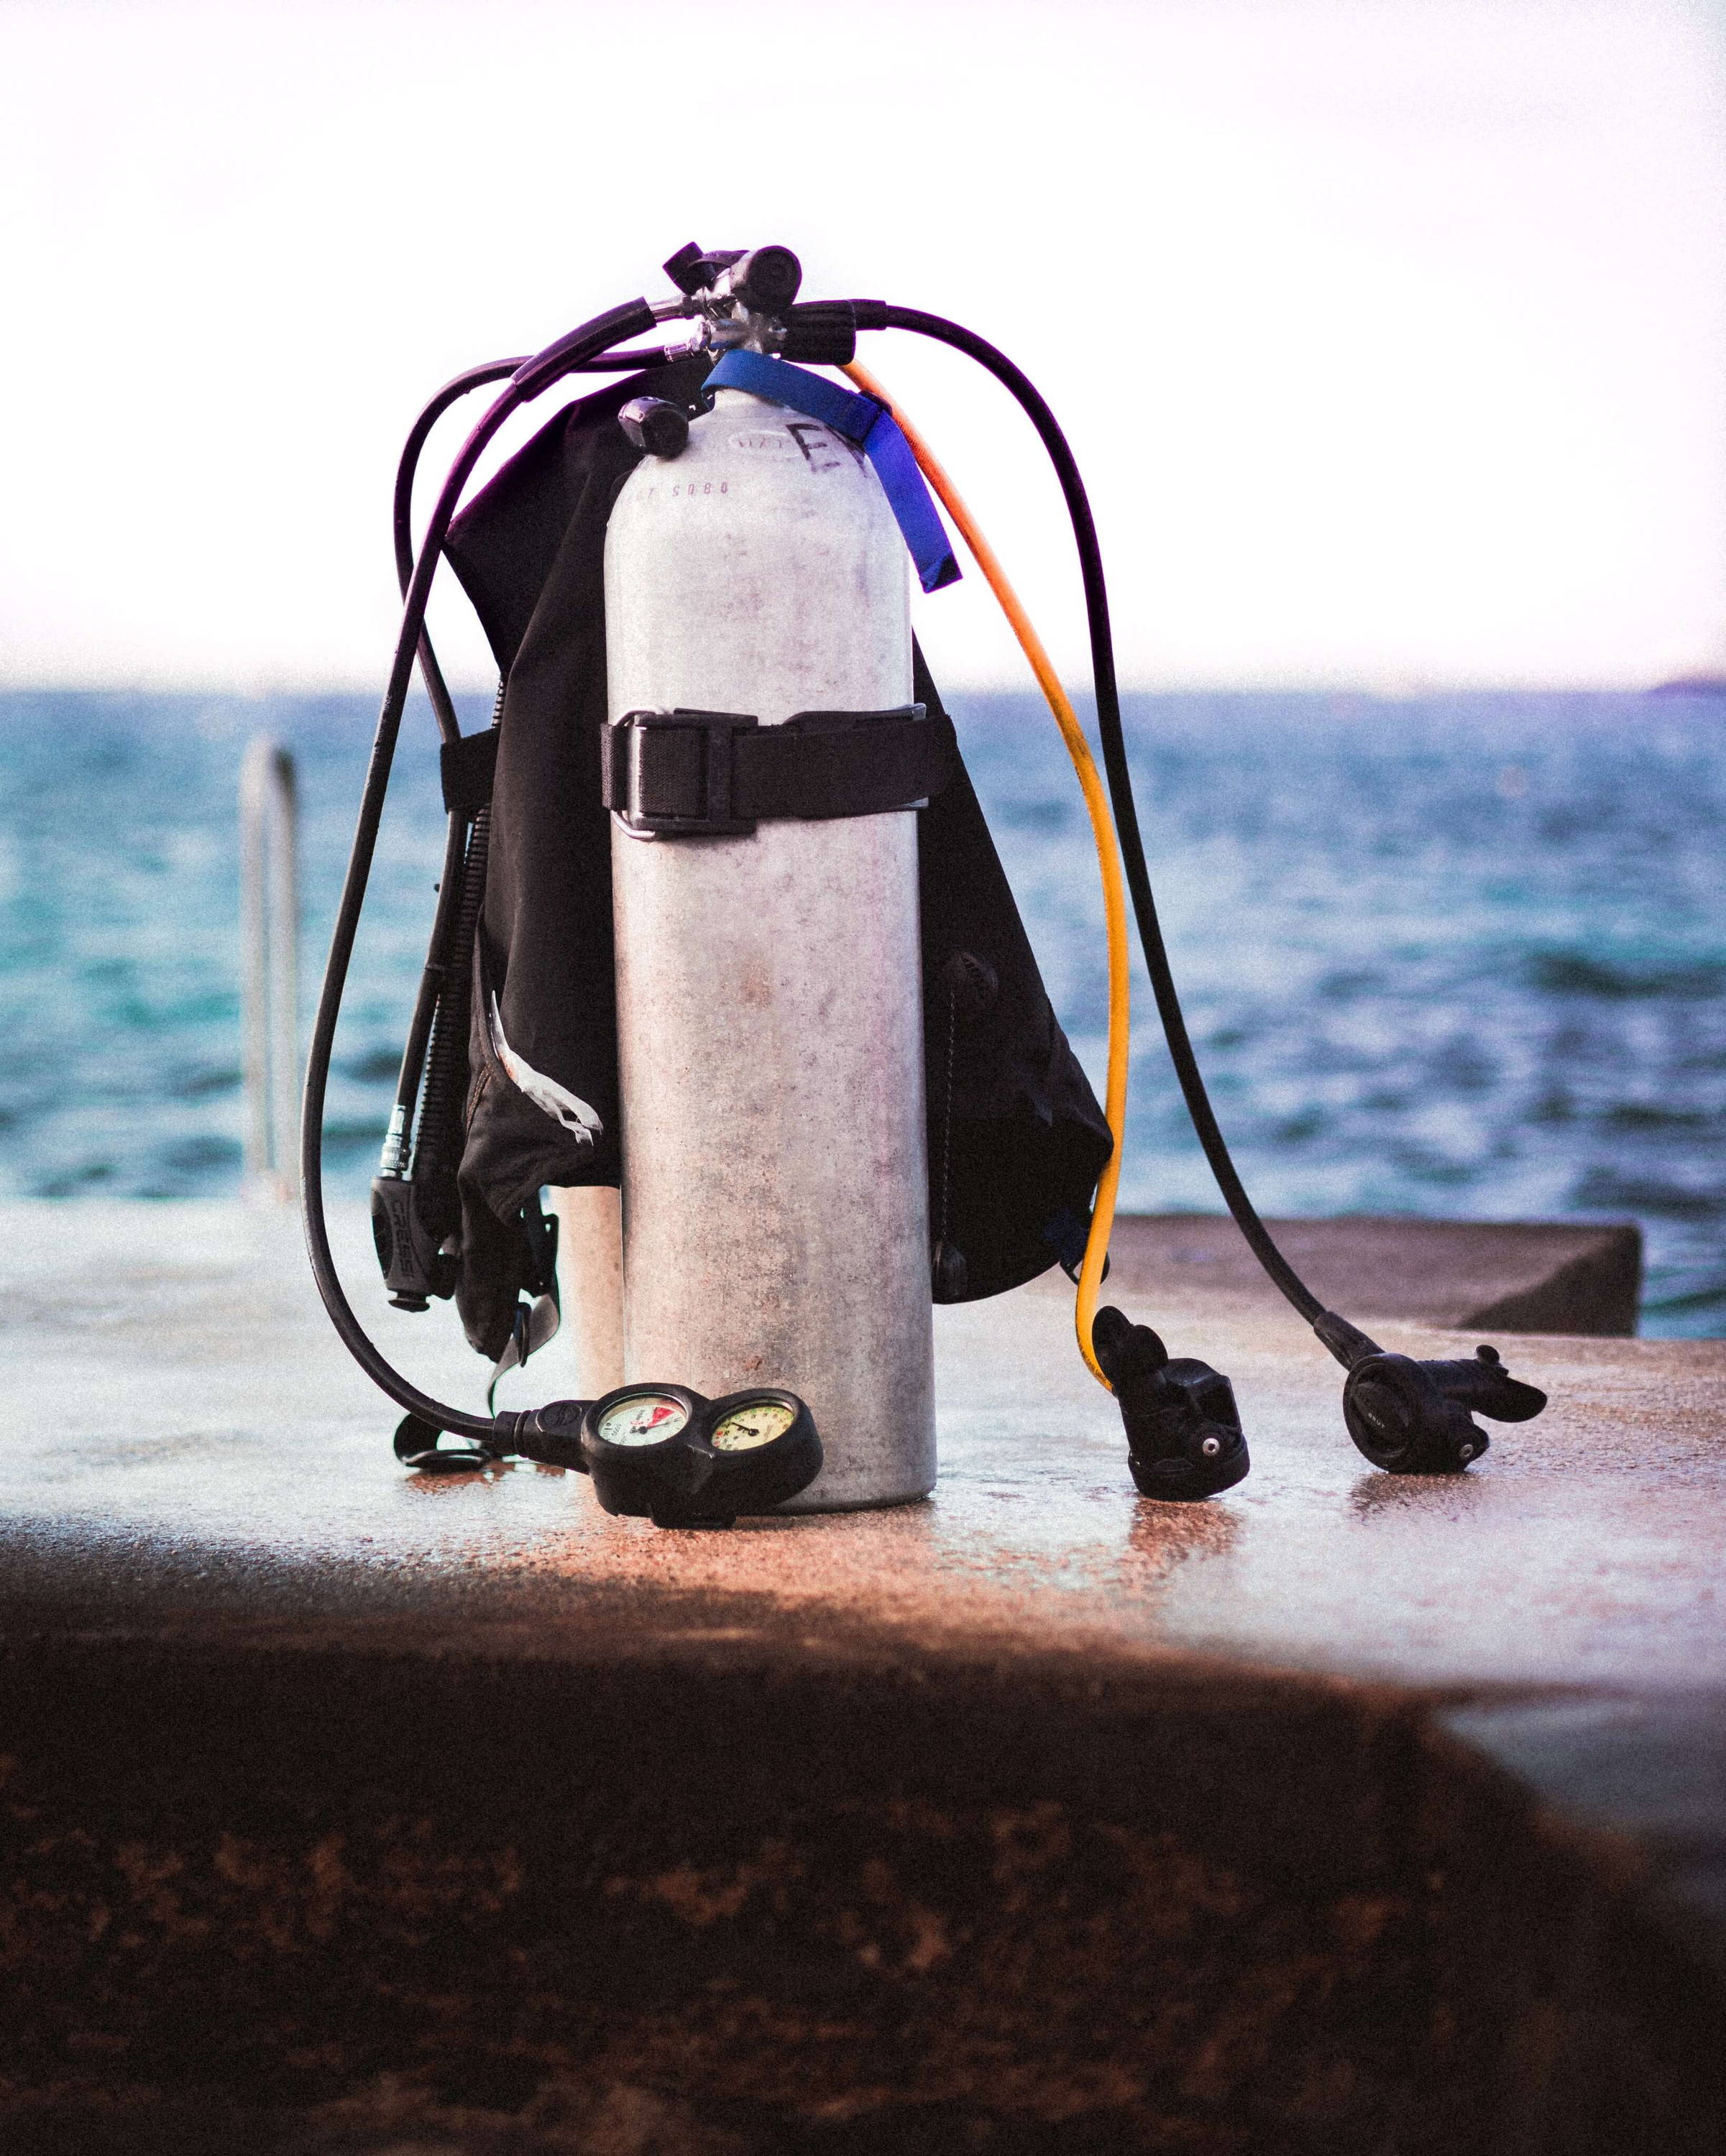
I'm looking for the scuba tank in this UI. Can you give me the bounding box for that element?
[604,379,935,1510]
[301,239,1551,1520]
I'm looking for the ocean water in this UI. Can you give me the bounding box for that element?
[1,686,1720,1336]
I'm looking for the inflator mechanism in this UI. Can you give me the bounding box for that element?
[1092,1306,1250,1501]
[370,1170,454,1309]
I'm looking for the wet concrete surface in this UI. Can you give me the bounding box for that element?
[0,1200,1722,2151]
[0,1199,1708,1692]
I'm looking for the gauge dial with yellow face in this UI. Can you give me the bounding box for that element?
[710,1398,797,1452]
[595,1391,689,1446]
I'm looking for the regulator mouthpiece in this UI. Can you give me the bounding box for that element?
[1092,1306,1250,1501]
[1341,1343,1546,1475]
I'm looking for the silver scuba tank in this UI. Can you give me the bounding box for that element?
[582,382,937,1511]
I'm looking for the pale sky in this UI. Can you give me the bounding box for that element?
[2,0,1723,692]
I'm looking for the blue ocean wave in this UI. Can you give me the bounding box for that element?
[1,686,1721,1334]
[1525,952,1726,999]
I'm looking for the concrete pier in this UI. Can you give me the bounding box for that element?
[0,1199,1719,2152]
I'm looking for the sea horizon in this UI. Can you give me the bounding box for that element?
[2,684,1721,1336]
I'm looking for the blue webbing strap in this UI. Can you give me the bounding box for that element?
[704,349,962,594]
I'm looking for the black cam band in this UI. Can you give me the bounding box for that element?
[602,704,953,837]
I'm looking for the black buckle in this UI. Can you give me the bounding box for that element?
[603,709,759,837]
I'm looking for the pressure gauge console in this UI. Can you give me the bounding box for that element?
[579,1383,820,1526]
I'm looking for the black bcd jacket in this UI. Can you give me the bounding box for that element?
[440,359,1111,1359]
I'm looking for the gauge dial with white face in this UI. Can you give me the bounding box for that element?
[595,1391,690,1446]
[710,1399,797,1452]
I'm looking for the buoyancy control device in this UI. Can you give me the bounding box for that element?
[303,240,1551,1520]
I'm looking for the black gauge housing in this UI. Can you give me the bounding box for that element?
[579,1383,822,1527]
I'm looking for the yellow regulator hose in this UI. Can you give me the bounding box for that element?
[843,360,1129,1389]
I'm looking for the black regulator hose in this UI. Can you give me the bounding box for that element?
[410,794,492,1252]
[381,346,693,1258]
[387,363,518,1158]
[301,295,664,1443]
[385,806,470,1171]
[393,359,520,742]
[390,345,681,739]
[381,364,521,1152]
[870,303,1372,1361]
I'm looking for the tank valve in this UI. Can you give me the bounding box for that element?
[619,395,690,459]
[725,244,802,315]
[1092,1305,1251,1501]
